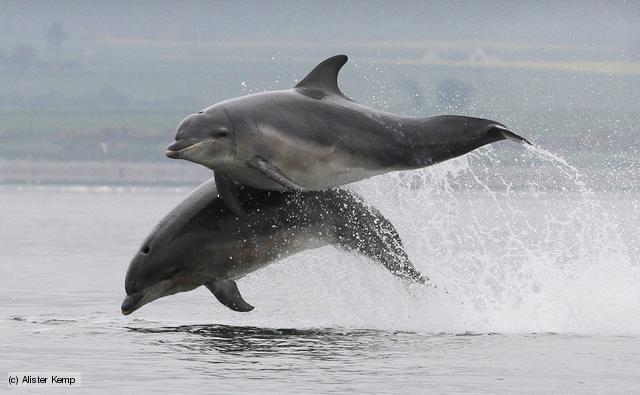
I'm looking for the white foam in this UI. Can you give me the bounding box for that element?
[221,147,640,334]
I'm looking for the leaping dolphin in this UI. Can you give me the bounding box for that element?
[166,55,531,216]
[121,178,426,315]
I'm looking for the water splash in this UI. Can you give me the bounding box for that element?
[523,143,588,188]
[332,144,640,334]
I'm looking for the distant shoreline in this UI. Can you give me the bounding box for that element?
[1,158,638,192]
[0,159,210,186]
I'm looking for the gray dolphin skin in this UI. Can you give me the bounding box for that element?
[121,178,426,315]
[165,54,531,215]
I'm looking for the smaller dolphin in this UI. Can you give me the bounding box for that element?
[166,54,531,216]
[121,178,426,315]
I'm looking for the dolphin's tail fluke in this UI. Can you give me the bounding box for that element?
[492,124,532,145]
[332,191,428,284]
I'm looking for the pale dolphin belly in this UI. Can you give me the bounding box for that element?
[231,122,394,190]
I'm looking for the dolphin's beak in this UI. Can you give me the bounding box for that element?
[165,149,180,159]
[121,278,190,316]
[165,140,188,158]
[121,291,145,315]
[165,139,210,159]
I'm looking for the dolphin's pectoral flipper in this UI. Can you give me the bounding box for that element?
[334,195,427,284]
[206,279,254,312]
[214,172,247,217]
[246,155,305,191]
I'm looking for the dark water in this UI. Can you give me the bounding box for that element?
[5,317,640,393]
[2,148,640,392]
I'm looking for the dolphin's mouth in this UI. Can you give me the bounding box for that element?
[121,282,162,316]
[121,291,146,315]
[165,139,211,158]
[121,277,198,316]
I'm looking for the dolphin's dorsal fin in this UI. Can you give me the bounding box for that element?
[295,54,348,97]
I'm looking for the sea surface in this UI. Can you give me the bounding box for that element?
[2,147,640,393]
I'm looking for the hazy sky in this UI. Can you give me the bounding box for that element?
[1,1,638,47]
[0,1,638,165]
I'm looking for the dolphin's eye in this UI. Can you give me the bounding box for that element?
[197,110,204,114]
[141,246,150,254]
[211,130,229,138]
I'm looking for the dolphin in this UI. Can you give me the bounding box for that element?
[121,178,426,315]
[165,54,531,216]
